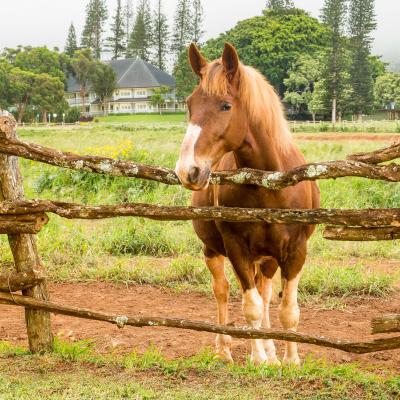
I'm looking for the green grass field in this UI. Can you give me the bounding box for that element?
[97,113,186,123]
[1,341,399,400]
[1,120,400,399]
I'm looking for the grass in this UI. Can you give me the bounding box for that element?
[97,113,186,123]
[290,120,400,133]
[1,340,399,399]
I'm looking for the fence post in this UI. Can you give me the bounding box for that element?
[0,114,53,353]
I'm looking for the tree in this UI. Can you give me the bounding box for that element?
[348,0,377,119]
[127,0,153,61]
[123,0,135,57]
[201,9,327,95]
[308,81,328,120]
[65,23,78,57]
[90,62,117,115]
[0,46,24,64]
[152,0,169,70]
[14,46,65,83]
[81,0,108,59]
[0,61,12,110]
[320,0,349,123]
[71,49,96,113]
[265,0,294,10]
[192,0,204,45]
[150,85,171,114]
[173,47,199,101]
[284,54,323,120]
[171,0,192,61]
[107,0,126,59]
[31,73,67,123]
[374,73,400,109]
[8,68,36,123]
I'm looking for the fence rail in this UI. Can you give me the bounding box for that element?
[1,200,400,228]
[1,292,399,355]
[0,135,399,190]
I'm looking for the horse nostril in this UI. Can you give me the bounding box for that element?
[188,166,200,184]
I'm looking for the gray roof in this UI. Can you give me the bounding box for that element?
[67,58,175,93]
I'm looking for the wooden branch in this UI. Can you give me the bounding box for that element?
[0,115,53,353]
[0,214,48,234]
[348,143,400,164]
[1,292,399,354]
[1,127,400,189]
[0,269,45,292]
[1,199,400,228]
[324,226,400,241]
[372,315,400,334]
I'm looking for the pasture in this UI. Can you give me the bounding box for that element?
[1,120,400,399]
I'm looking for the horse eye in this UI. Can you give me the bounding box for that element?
[220,102,232,112]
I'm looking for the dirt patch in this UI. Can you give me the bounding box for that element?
[1,282,399,372]
[295,133,400,142]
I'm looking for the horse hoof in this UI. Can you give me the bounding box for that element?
[250,353,269,366]
[266,357,281,367]
[283,356,301,366]
[215,350,234,364]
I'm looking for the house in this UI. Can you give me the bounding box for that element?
[66,58,179,115]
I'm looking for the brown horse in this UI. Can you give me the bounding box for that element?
[175,43,320,365]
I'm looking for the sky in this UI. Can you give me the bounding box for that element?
[0,0,398,68]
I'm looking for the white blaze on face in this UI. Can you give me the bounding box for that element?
[175,123,202,178]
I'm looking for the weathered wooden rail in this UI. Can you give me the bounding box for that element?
[0,114,399,356]
[1,291,399,355]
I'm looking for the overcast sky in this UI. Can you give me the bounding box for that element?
[0,0,398,66]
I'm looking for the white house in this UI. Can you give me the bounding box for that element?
[66,58,178,115]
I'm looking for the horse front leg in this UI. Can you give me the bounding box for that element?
[258,260,280,365]
[205,252,233,363]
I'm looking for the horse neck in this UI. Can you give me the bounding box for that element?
[234,124,287,172]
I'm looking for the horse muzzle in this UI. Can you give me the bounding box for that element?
[175,162,211,191]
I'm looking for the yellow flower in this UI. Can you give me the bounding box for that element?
[85,139,134,159]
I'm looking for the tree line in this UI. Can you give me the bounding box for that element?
[65,0,204,70]
[1,0,399,123]
[174,0,399,122]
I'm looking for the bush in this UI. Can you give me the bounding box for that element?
[65,107,81,123]
[319,123,329,132]
[79,115,94,122]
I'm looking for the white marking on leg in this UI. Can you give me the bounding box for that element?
[175,123,202,177]
[243,288,268,365]
[279,274,301,365]
[262,278,280,365]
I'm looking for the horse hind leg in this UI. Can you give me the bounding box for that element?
[205,252,233,363]
[279,250,306,366]
[258,259,280,365]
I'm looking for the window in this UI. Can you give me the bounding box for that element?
[137,103,147,110]
[120,91,131,98]
[135,90,147,97]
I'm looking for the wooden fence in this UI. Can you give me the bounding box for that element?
[0,114,399,356]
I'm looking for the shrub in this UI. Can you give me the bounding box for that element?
[79,115,94,122]
[65,107,81,123]
[319,123,329,132]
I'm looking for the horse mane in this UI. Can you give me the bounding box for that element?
[200,60,293,155]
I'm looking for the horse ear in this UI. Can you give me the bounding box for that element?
[222,43,240,81]
[189,43,207,78]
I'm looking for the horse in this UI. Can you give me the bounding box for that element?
[175,43,320,365]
